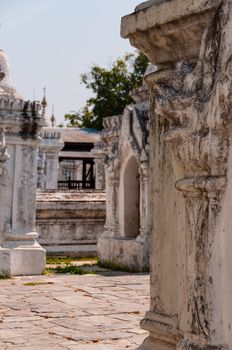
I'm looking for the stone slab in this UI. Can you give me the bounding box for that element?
[0,245,46,276]
[36,191,106,258]
[0,272,149,349]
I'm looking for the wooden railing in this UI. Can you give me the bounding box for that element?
[58,179,94,190]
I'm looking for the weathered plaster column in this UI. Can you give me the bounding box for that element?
[45,152,60,189]
[0,128,9,175]
[91,142,105,190]
[137,158,150,270]
[138,159,149,242]
[0,49,46,276]
[102,170,119,237]
[121,1,231,349]
[98,115,121,238]
[39,128,64,190]
[0,128,11,275]
[37,149,46,189]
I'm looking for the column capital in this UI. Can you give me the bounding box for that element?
[121,0,219,66]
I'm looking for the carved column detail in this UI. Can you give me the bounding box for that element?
[122,0,231,349]
[37,149,46,189]
[138,160,149,241]
[0,128,9,175]
[103,171,119,237]
[91,141,105,190]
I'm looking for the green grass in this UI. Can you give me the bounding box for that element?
[24,281,54,286]
[0,275,10,279]
[49,265,96,275]
[42,268,54,275]
[76,256,98,262]
[46,257,73,265]
[46,256,98,265]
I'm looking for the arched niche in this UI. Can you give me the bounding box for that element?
[123,155,140,238]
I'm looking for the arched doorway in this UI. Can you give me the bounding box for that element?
[123,156,140,238]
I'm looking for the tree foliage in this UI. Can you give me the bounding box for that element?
[64,51,149,130]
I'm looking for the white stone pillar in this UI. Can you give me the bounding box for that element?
[0,128,9,175]
[44,152,59,189]
[121,1,227,349]
[94,157,105,190]
[0,49,46,276]
[0,128,11,275]
[1,136,45,276]
[91,142,105,190]
[39,129,64,190]
[137,160,149,242]
[136,160,150,269]
[37,149,46,189]
[103,170,119,237]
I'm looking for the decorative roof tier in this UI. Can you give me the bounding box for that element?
[0,48,44,136]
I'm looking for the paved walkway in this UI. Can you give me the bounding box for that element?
[0,272,149,350]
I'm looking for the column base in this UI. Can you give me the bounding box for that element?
[0,248,11,276]
[137,337,176,350]
[97,234,149,272]
[0,240,46,276]
[177,339,227,350]
[138,337,227,350]
[138,312,226,350]
[138,311,180,350]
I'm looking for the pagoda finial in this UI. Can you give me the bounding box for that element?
[41,86,47,117]
[51,104,56,127]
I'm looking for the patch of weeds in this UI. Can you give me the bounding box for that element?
[98,260,139,273]
[46,256,99,265]
[78,256,99,262]
[0,275,11,279]
[51,265,96,275]
[42,268,54,276]
[24,281,54,286]
[46,257,73,265]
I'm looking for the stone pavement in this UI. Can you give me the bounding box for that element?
[0,271,149,350]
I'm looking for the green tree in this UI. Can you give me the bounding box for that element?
[65,51,148,130]
[64,107,96,128]
[64,112,82,127]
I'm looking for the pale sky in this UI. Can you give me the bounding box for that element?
[1,0,139,124]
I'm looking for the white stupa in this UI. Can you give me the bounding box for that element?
[0,49,22,100]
